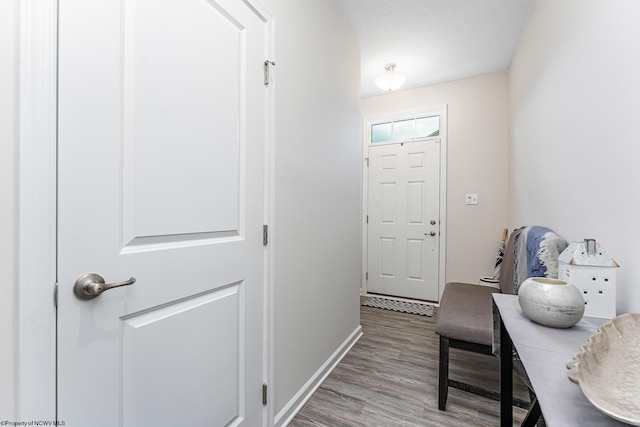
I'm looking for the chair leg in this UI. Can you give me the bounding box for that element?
[528,387,546,426]
[521,397,542,427]
[438,336,450,411]
[522,389,547,427]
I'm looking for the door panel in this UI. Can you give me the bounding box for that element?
[407,181,424,223]
[407,239,424,280]
[380,238,396,277]
[381,183,397,223]
[57,0,269,425]
[368,141,440,301]
[124,0,243,239]
[121,284,242,426]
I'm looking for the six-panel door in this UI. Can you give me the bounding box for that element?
[368,140,440,301]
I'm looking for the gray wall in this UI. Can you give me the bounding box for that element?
[272,0,362,417]
[510,0,640,313]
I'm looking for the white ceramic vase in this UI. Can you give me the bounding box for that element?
[518,278,585,328]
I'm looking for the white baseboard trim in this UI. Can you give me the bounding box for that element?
[274,325,363,427]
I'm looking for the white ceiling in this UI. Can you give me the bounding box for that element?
[337,0,532,98]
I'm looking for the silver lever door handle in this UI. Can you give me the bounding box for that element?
[74,273,136,300]
[425,231,437,236]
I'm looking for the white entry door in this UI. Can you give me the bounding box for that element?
[367,140,440,301]
[57,0,270,426]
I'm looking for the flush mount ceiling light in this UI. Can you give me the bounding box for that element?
[374,63,406,92]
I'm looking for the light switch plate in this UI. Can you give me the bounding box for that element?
[466,193,478,205]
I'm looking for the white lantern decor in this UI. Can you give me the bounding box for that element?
[558,239,619,319]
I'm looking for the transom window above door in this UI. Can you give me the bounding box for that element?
[371,115,440,144]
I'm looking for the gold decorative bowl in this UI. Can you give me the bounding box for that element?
[567,313,640,425]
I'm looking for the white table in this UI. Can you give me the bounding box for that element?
[492,294,628,427]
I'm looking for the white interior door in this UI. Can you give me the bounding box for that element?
[57,0,270,426]
[367,140,440,301]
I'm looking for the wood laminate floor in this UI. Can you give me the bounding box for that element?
[289,304,530,426]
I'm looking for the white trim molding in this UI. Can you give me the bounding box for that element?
[273,326,363,427]
[252,0,276,425]
[18,0,58,420]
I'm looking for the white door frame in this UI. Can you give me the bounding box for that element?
[361,106,448,302]
[17,1,275,423]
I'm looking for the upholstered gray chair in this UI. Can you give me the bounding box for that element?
[435,231,516,410]
[436,226,565,427]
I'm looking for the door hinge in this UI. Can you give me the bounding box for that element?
[365,157,369,167]
[264,60,275,86]
[54,282,59,308]
[262,383,268,405]
[263,224,268,246]
[366,272,368,281]
[366,215,368,224]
